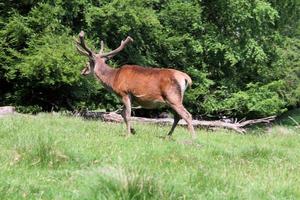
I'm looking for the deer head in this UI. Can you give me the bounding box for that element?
[75,31,133,76]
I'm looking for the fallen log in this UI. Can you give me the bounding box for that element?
[78,111,276,133]
[0,106,15,117]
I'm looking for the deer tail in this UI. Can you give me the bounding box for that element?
[183,73,192,89]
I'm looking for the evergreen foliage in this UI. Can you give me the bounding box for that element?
[0,0,299,118]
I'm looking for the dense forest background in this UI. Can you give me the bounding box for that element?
[0,0,299,119]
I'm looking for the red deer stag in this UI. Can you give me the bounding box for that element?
[75,31,195,139]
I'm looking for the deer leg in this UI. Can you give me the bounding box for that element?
[167,113,180,137]
[121,95,133,136]
[170,104,196,139]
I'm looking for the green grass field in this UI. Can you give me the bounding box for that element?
[0,112,299,199]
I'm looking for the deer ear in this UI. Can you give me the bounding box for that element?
[103,56,110,62]
[81,67,87,75]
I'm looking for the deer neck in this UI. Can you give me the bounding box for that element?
[94,60,116,91]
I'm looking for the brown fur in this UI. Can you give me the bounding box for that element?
[113,65,189,104]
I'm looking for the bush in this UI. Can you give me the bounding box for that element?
[0,0,299,118]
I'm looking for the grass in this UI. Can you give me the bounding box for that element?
[0,112,299,199]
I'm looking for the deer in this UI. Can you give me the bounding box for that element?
[75,31,196,139]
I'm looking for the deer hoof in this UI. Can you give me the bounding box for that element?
[130,128,136,135]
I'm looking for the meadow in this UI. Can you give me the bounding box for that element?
[0,112,299,199]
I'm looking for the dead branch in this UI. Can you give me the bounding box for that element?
[288,116,299,127]
[79,111,276,133]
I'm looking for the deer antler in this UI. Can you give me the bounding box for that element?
[100,36,133,59]
[75,31,95,58]
[99,40,104,54]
